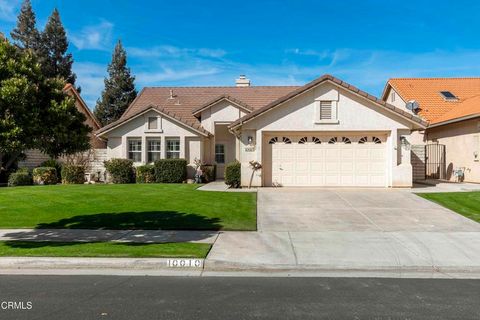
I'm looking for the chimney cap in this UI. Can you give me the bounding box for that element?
[236,75,250,87]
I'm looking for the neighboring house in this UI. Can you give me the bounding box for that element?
[96,74,426,187]
[382,78,480,183]
[19,84,107,173]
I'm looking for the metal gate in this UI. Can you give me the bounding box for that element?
[425,144,446,180]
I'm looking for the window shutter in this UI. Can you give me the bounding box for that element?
[320,101,332,120]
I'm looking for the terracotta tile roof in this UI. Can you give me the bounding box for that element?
[96,86,298,135]
[431,94,480,125]
[230,74,428,129]
[385,78,480,124]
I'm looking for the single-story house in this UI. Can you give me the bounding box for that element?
[382,78,480,183]
[96,74,427,187]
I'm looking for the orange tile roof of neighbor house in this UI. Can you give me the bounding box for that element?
[385,78,480,125]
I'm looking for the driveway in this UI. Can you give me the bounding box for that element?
[258,188,479,232]
[205,188,480,277]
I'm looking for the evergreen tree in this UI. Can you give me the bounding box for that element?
[94,40,137,126]
[40,8,76,85]
[10,0,40,50]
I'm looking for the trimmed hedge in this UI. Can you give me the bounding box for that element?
[154,159,187,183]
[225,161,241,188]
[136,165,155,183]
[8,171,32,187]
[40,159,62,179]
[104,159,135,184]
[201,164,216,182]
[61,165,85,184]
[32,167,58,185]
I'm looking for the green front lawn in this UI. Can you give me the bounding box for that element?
[0,184,256,230]
[417,191,480,223]
[0,241,210,258]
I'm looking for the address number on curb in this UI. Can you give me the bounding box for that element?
[167,259,203,268]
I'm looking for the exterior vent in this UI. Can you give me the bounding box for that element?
[235,75,250,87]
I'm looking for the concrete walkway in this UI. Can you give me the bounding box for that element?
[197,181,257,192]
[0,229,218,244]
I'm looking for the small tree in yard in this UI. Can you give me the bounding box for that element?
[0,39,91,173]
[94,40,137,126]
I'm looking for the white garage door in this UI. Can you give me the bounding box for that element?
[269,134,387,187]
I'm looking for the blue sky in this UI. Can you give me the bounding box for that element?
[1,0,480,108]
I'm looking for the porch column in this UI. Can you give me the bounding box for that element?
[180,136,186,159]
[161,136,166,159]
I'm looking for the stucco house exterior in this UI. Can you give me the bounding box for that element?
[382,78,480,183]
[96,74,426,187]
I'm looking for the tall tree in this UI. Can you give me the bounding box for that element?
[94,40,137,126]
[10,0,40,50]
[0,39,90,172]
[40,8,76,86]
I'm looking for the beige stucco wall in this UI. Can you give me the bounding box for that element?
[237,82,418,187]
[425,118,480,182]
[104,110,204,177]
[199,100,245,176]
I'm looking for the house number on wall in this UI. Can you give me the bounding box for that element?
[245,146,256,152]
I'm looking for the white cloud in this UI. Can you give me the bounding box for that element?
[73,62,106,108]
[70,20,114,51]
[128,45,227,59]
[0,0,19,22]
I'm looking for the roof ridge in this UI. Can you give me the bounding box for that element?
[143,85,301,89]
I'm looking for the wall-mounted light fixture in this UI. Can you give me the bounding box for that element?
[247,136,254,145]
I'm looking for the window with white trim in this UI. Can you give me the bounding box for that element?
[128,139,142,162]
[147,139,161,163]
[148,117,158,130]
[215,144,225,164]
[166,138,180,159]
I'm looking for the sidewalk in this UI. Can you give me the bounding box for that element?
[0,229,218,244]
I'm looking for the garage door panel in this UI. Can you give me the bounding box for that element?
[268,134,387,187]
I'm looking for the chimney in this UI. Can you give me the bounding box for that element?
[235,75,250,87]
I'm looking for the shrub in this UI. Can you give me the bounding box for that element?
[136,165,155,183]
[7,171,32,187]
[32,167,58,185]
[104,158,134,184]
[61,164,85,184]
[201,164,216,182]
[40,159,62,179]
[154,159,187,183]
[225,161,241,188]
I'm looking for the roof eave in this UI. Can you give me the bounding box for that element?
[428,113,480,128]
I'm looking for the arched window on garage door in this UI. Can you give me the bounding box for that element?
[298,137,308,144]
[328,137,337,144]
[372,136,382,144]
[268,137,278,144]
[282,137,292,144]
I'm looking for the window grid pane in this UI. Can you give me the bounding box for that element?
[148,140,161,163]
[128,139,142,162]
[215,144,225,164]
[166,139,180,159]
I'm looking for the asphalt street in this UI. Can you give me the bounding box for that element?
[0,275,479,319]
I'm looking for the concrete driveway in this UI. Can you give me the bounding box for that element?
[205,188,480,277]
[257,188,479,232]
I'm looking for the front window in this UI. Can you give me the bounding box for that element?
[128,139,142,162]
[166,138,180,159]
[215,144,225,164]
[148,117,158,130]
[148,139,161,163]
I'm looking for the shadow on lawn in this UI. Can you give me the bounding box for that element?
[35,211,223,230]
[2,241,165,249]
